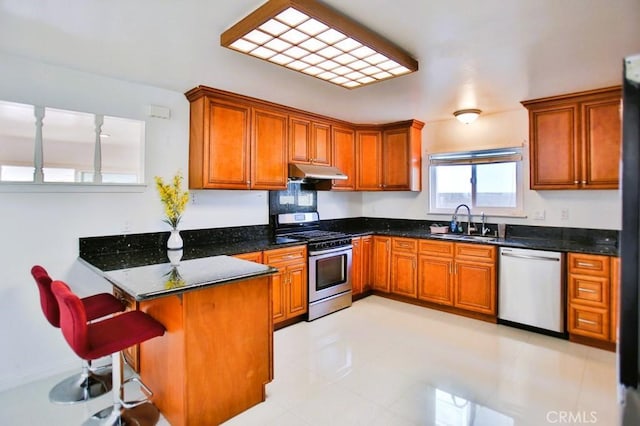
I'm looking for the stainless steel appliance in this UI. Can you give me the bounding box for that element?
[274,212,352,321]
[498,247,565,335]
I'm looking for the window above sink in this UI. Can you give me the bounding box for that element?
[428,147,524,217]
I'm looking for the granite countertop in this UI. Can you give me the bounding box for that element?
[79,219,618,286]
[96,255,278,301]
[81,237,304,271]
[368,229,619,256]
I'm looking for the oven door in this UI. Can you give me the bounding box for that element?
[308,246,352,303]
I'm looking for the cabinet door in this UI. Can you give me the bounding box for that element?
[311,122,331,165]
[289,116,311,164]
[582,98,621,189]
[251,108,288,190]
[454,260,496,315]
[372,236,391,292]
[332,125,356,190]
[271,270,287,324]
[611,257,620,343]
[351,237,363,296]
[361,236,372,291]
[528,105,580,189]
[382,127,410,190]
[418,255,454,306]
[391,251,417,297]
[287,263,308,317]
[356,130,383,190]
[197,98,251,189]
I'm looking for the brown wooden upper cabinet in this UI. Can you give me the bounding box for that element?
[331,125,356,191]
[356,120,423,191]
[186,87,287,190]
[289,115,332,166]
[186,86,422,192]
[522,86,621,190]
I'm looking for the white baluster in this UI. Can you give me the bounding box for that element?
[33,106,44,183]
[94,114,104,183]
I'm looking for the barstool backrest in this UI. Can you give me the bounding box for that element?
[51,280,90,359]
[31,265,60,328]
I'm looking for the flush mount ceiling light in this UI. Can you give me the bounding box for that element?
[220,0,418,89]
[453,109,482,124]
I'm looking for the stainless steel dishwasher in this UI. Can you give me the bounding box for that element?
[498,247,565,335]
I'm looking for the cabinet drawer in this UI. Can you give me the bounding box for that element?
[454,243,496,262]
[568,253,610,277]
[419,240,454,257]
[568,305,609,340]
[263,245,306,266]
[233,251,263,263]
[392,237,418,253]
[569,275,609,308]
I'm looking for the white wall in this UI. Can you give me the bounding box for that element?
[0,53,363,391]
[0,52,621,392]
[362,109,622,230]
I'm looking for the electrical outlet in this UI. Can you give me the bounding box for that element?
[191,192,196,205]
[122,220,131,233]
[561,209,569,221]
[533,210,546,220]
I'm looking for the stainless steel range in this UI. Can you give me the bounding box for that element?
[274,212,352,321]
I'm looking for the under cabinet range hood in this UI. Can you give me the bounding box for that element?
[288,163,348,181]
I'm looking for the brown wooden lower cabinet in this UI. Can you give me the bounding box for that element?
[567,253,618,346]
[417,240,497,315]
[234,247,307,324]
[361,236,372,292]
[352,237,363,296]
[390,237,418,298]
[262,245,308,324]
[372,236,391,292]
[137,275,272,426]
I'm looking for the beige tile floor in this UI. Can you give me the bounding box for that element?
[0,296,618,425]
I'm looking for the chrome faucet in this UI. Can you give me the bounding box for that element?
[453,204,472,235]
[481,212,490,236]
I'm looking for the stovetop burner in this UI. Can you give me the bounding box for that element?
[284,230,349,241]
[273,212,352,250]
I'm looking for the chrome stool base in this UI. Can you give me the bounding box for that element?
[48,369,112,404]
[82,403,160,426]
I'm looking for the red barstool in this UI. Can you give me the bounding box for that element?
[31,265,125,404]
[52,280,166,426]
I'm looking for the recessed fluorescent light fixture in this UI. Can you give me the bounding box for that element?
[220,0,418,89]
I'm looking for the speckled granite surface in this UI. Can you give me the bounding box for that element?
[79,218,619,274]
[98,255,277,301]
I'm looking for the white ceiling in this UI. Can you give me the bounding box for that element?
[1,0,639,124]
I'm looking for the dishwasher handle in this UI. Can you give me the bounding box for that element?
[501,252,560,262]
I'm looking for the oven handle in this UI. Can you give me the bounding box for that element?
[309,245,353,256]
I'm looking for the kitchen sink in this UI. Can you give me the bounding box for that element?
[429,234,498,243]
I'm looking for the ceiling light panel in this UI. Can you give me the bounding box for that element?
[220,0,418,89]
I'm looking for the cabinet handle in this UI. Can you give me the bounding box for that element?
[578,287,597,293]
[577,262,594,268]
[582,181,587,184]
[577,318,597,325]
[574,180,579,184]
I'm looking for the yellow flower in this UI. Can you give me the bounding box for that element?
[155,171,189,229]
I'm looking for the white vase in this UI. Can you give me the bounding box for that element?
[167,228,183,250]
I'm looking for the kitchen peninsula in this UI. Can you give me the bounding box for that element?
[81,254,278,426]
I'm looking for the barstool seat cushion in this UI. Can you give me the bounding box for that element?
[52,280,165,361]
[31,265,124,327]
